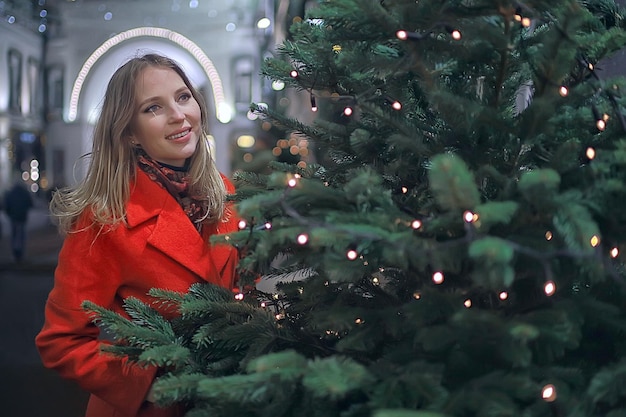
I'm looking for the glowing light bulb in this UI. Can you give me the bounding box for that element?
[260,302,267,308]
[463,211,475,223]
[433,271,444,284]
[290,70,298,78]
[355,318,364,324]
[464,299,472,308]
[265,222,272,230]
[590,235,601,247]
[288,177,298,187]
[545,231,553,241]
[391,100,402,110]
[401,186,408,194]
[343,107,353,116]
[586,147,596,160]
[297,234,309,245]
[238,220,247,229]
[411,220,422,229]
[499,291,508,300]
[611,247,619,258]
[596,119,606,131]
[542,384,557,402]
[559,86,569,97]
[396,30,408,40]
[451,29,462,40]
[521,17,531,27]
[234,293,244,300]
[413,292,421,299]
[544,280,556,296]
[347,249,358,260]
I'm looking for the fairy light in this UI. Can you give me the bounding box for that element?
[343,106,353,116]
[264,222,272,230]
[463,211,475,223]
[347,249,358,260]
[310,95,318,112]
[611,247,619,258]
[401,186,408,194]
[590,235,600,247]
[464,299,472,308]
[559,86,569,97]
[290,70,298,78]
[413,292,421,299]
[586,147,596,160]
[521,17,531,27]
[542,384,557,402]
[238,220,247,230]
[545,231,553,241]
[499,291,508,300]
[544,280,556,296]
[433,271,444,284]
[355,318,364,325]
[234,293,244,300]
[451,29,462,40]
[396,30,424,41]
[411,220,422,230]
[297,234,309,245]
[260,302,267,308]
[596,119,606,131]
[391,100,402,110]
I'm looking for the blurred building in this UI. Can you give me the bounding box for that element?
[0,0,284,195]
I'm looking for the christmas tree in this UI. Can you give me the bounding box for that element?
[86,0,626,416]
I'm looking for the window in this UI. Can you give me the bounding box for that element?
[8,49,23,113]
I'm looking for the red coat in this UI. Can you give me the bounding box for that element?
[35,169,240,417]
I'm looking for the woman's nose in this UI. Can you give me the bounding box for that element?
[168,104,185,121]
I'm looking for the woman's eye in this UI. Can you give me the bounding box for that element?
[179,93,191,102]
[144,105,159,113]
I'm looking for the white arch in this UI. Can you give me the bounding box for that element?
[67,27,232,123]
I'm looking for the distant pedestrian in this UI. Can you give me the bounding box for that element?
[4,178,34,262]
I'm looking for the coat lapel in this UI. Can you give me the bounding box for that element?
[126,169,214,279]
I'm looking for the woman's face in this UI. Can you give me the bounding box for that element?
[129,66,202,167]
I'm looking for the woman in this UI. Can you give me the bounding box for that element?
[35,53,240,417]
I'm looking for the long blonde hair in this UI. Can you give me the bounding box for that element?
[51,53,226,234]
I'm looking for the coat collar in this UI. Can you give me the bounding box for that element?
[125,169,215,279]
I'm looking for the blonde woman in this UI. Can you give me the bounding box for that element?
[36,53,240,417]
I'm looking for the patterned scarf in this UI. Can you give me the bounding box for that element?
[136,149,208,232]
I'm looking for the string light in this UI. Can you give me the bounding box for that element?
[411,220,422,230]
[347,249,359,260]
[499,291,509,300]
[590,235,600,247]
[432,271,444,284]
[396,30,424,40]
[297,234,309,245]
[310,95,318,112]
[544,280,556,296]
[463,210,476,223]
[264,222,272,230]
[521,17,531,27]
[260,302,267,308]
[586,147,596,160]
[238,220,247,230]
[542,384,557,402]
[343,106,353,116]
[464,299,472,308]
[391,100,402,110]
[401,186,409,194]
[450,29,462,40]
[413,292,421,299]
[234,293,244,300]
[355,318,364,324]
[290,70,298,78]
[559,86,569,97]
[611,247,619,258]
[545,231,553,241]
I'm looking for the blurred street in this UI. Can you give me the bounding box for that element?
[0,201,89,417]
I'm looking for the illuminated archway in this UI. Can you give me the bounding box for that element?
[67,27,232,123]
